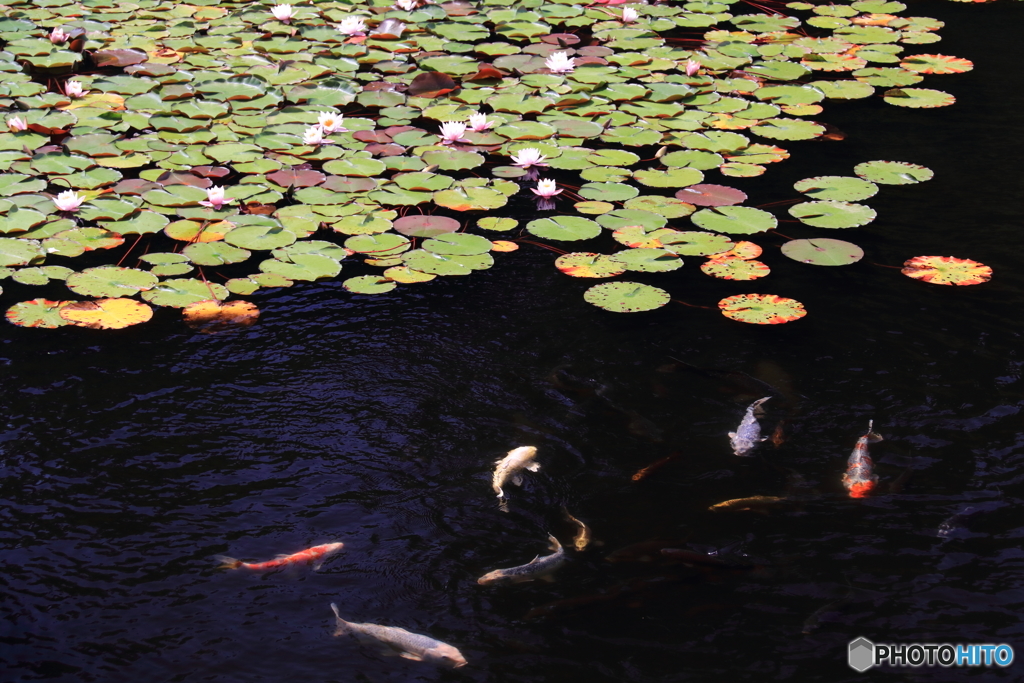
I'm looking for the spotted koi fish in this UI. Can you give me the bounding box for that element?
[842,421,882,498]
[215,542,344,571]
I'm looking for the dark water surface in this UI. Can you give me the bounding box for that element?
[3,3,1024,681]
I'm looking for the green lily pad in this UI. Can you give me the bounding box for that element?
[66,266,158,298]
[583,281,670,313]
[701,257,770,281]
[344,233,411,257]
[51,227,124,251]
[6,298,70,328]
[793,176,878,201]
[343,275,397,294]
[423,233,493,256]
[182,241,251,266]
[224,225,296,250]
[718,293,807,325]
[882,88,955,109]
[433,186,508,211]
[622,196,696,218]
[477,217,518,232]
[691,206,778,235]
[854,160,933,185]
[402,249,493,275]
[781,238,864,266]
[659,230,734,256]
[141,278,229,308]
[579,182,639,202]
[526,215,602,241]
[633,168,704,188]
[751,118,825,141]
[609,248,683,273]
[0,237,44,266]
[0,208,48,234]
[260,254,342,281]
[788,201,876,229]
[554,252,627,278]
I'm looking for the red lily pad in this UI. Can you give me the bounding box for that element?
[718,293,807,325]
[675,184,748,207]
[901,256,992,286]
[393,215,460,238]
[408,71,459,98]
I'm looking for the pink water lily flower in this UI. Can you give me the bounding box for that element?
[510,148,548,169]
[685,59,701,76]
[7,116,27,132]
[468,112,494,132]
[621,7,639,22]
[337,16,366,36]
[439,121,468,145]
[53,190,85,212]
[49,27,69,44]
[545,51,575,74]
[531,179,562,198]
[318,111,348,133]
[199,185,232,210]
[65,81,84,98]
[270,4,296,22]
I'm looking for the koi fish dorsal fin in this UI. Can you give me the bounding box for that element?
[526,462,541,472]
[547,533,562,552]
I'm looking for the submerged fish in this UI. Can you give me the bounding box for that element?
[631,451,683,482]
[492,446,540,500]
[708,495,789,514]
[842,420,882,498]
[937,506,978,538]
[329,604,467,668]
[478,534,565,585]
[562,508,592,551]
[215,542,344,571]
[728,396,771,456]
[802,585,856,635]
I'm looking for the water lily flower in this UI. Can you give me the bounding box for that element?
[468,112,494,132]
[545,51,575,74]
[621,7,639,22]
[303,125,326,146]
[510,148,548,169]
[270,4,296,23]
[49,27,69,44]
[7,116,27,132]
[199,185,232,210]
[65,81,85,98]
[337,16,367,36]
[685,59,701,76]
[53,190,85,212]
[394,0,417,9]
[439,121,468,145]
[531,179,562,198]
[318,111,348,133]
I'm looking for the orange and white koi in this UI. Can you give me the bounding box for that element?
[215,542,344,571]
[842,421,882,498]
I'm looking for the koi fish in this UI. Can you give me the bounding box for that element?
[329,604,467,668]
[492,446,540,500]
[728,396,771,456]
[215,542,344,571]
[708,495,789,514]
[631,452,682,481]
[478,534,565,585]
[842,420,882,498]
[562,507,592,551]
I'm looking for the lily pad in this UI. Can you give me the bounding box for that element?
[701,257,770,280]
[261,254,342,281]
[609,248,683,273]
[343,275,398,294]
[141,278,229,308]
[526,216,602,241]
[788,201,876,229]
[66,266,158,298]
[477,217,518,232]
[0,236,44,266]
[554,252,627,279]
[60,298,153,329]
[718,293,807,325]
[675,184,747,207]
[691,206,777,235]
[182,300,260,333]
[6,298,70,328]
[394,215,460,237]
[781,238,864,265]
[224,225,296,250]
[882,88,955,109]
[901,256,991,286]
[182,241,251,266]
[383,267,436,284]
[583,281,670,313]
[793,176,878,201]
[423,233,493,256]
[854,160,933,185]
[402,249,493,276]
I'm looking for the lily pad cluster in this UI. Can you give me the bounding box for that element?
[0,0,979,328]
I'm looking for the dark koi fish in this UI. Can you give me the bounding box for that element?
[842,421,882,499]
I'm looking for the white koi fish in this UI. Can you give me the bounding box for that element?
[728,396,771,456]
[492,446,540,500]
[843,420,882,498]
[329,604,467,668]
[477,534,565,585]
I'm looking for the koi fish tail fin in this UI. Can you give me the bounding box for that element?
[547,533,562,552]
[865,420,883,443]
[214,555,243,570]
[498,496,509,513]
[330,603,350,636]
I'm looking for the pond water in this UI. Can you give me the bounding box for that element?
[3,2,1024,681]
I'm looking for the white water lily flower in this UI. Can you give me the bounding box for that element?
[685,58,701,76]
[53,190,85,212]
[65,80,85,98]
[531,179,562,198]
[468,112,494,132]
[49,27,69,44]
[318,111,348,133]
[621,7,639,22]
[545,51,575,74]
[271,4,296,22]
[199,185,232,209]
[7,116,27,132]
[337,16,366,36]
[439,121,468,145]
[394,0,417,10]
[510,148,548,169]
[303,125,325,145]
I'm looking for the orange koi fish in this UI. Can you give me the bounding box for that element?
[842,421,882,498]
[216,542,344,571]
